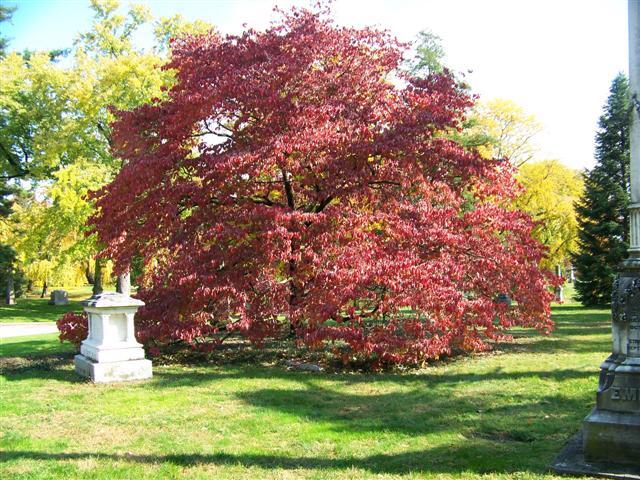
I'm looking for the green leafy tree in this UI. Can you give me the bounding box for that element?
[0,244,25,304]
[0,4,26,302]
[1,0,214,293]
[0,51,71,180]
[153,13,213,54]
[407,30,446,76]
[573,73,631,306]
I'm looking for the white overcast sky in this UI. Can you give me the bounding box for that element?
[2,0,631,171]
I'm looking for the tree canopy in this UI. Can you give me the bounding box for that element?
[89,5,554,367]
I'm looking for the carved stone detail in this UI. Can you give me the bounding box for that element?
[611,275,640,324]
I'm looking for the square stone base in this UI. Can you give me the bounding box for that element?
[74,354,152,383]
[551,430,640,479]
[80,341,146,363]
[583,408,640,466]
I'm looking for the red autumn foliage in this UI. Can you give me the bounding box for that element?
[56,311,88,348]
[89,6,555,367]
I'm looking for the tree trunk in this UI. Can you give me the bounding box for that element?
[93,258,104,295]
[568,266,575,283]
[554,264,564,302]
[116,270,131,296]
[26,279,33,293]
[85,261,95,285]
[5,271,15,305]
[40,280,48,299]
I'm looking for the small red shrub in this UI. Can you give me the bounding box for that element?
[56,311,88,348]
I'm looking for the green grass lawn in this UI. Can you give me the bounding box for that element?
[0,286,93,323]
[0,288,609,479]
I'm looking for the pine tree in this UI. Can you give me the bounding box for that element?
[573,74,631,306]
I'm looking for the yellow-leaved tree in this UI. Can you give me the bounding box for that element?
[515,160,583,270]
[461,99,581,272]
[469,98,542,166]
[1,0,214,296]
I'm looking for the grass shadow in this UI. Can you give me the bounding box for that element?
[0,336,74,358]
[0,352,84,383]
[0,298,84,324]
[0,437,580,475]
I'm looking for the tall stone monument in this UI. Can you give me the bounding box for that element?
[581,0,640,466]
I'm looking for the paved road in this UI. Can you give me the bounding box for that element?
[0,322,58,339]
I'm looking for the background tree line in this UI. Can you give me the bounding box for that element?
[1,0,211,301]
[1,0,588,305]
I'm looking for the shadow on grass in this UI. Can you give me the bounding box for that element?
[1,307,605,476]
[497,336,609,355]
[1,333,79,381]
[146,364,597,389]
[1,303,610,385]
[552,316,611,327]
[0,298,83,323]
[547,326,610,336]
[0,337,75,358]
[0,358,598,387]
[551,304,606,311]
[0,439,575,476]
[234,382,591,437]
[0,353,84,383]
[0,362,595,475]
[550,304,610,324]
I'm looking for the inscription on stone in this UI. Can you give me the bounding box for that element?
[610,387,640,402]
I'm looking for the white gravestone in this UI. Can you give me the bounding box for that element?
[74,292,152,383]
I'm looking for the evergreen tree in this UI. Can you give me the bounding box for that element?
[573,74,631,306]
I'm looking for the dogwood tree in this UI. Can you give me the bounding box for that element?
[91,6,554,366]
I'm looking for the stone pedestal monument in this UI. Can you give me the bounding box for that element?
[74,292,152,383]
[581,0,640,467]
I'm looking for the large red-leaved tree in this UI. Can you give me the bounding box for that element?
[90,5,554,367]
